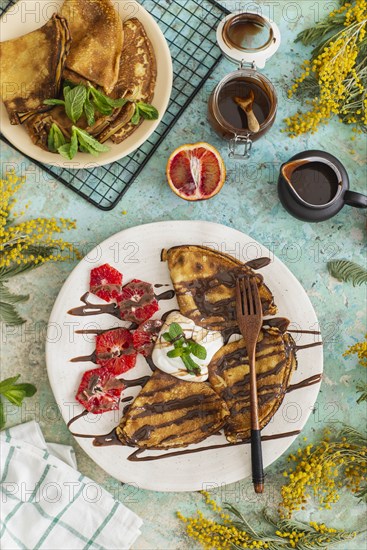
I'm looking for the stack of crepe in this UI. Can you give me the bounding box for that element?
[0,14,71,124]
[0,0,157,149]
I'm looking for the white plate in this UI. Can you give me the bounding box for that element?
[46,221,323,492]
[0,0,172,168]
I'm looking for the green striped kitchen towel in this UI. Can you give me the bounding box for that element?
[0,421,142,549]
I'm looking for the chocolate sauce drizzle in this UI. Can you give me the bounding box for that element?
[67,409,88,429]
[66,259,323,462]
[68,289,174,320]
[68,373,321,456]
[177,266,270,327]
[288,374,322,392]
[295,342,323,351]
[155,290,175,301]
[127,430,302,461]
[70,351,96,363]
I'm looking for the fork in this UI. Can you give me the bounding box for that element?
[235,275,264,494]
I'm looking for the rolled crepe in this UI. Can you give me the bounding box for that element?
[60,0,123,93]
[0,14,71,125]
[99,18,157,144]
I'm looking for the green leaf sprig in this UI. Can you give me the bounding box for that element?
[0,375,37,429]
[44,83,159,158]
[44,82,158,129]
[48,124,109,160]
[162,322,207,376]
[44,83,127,125]
[327,259,367,286]
[0,283,29,326]
[131,102,159,125]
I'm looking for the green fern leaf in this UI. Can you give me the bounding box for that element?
[356,382,367,404]
[327,260,367,286]
[0,284,29,304]
[0,302,26,325]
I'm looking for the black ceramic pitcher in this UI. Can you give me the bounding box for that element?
[278,150,367,222]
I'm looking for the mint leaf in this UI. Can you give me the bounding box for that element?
[131,105,140,125]
[189,341,207,360]
[58,142,74,160]
[0,375,21,393]
[167,348,184,358]
[44,99,65,106]
[0,375,37,429]
[63,80,77,90]
[182,354,201,376]
[173,339,184,349]
[3,388,26,407]
[73,127,109,155]
[70,128,79,158]
[162,332,172,342]
[89,85,127,110]
[169,322,184,339]
[48,123,66,153]
[104,96,128,108]
[0,400,5,430]
[89,86,114,116]
[136,102,159,120]
[64,85,87,123]
[13,383,37,397]
[84,96,95,126]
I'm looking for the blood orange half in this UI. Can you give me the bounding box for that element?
[166,142,226,201]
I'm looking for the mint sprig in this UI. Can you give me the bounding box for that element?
[131,102,159,125]
[56,125,109,160]
[47,123,66,153]
[44,82,159,159]
[163,322,207,376]
[0,375,37,429]
[44,82,130,125]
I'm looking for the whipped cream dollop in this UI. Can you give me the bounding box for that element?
[152,312,223,382]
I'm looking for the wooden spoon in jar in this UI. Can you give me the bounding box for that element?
[234,90,260,133]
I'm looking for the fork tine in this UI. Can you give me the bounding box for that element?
[241,277,248,315]
[235,278,243,316]
[250,277,262,315]
[245,276,254,315]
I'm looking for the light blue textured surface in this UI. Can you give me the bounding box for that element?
[1,1,366,548]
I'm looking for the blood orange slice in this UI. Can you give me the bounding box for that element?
[166,142,226,201]
[96,328,136,375]
[75,366,125,414]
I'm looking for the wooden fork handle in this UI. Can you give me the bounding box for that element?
[251,429,264,493]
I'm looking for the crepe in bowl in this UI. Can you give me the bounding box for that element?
[208,323,297,443]
[99,18,157,143]
[0,14,70,124]
[25,103,123,151]
[60,0,123,94]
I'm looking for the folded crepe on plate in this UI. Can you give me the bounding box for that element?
[99,18,157,143]
[0,14,70,125]
[116,370,229,449]
[162,245,277,332]
[60,0,123,94]
[208,323,297,443]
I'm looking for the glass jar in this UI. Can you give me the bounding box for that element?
[208,11,281,159]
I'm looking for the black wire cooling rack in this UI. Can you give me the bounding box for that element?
[0,0,229,210]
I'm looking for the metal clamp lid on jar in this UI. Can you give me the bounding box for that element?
[217,11,281,68]
[212,11,281,160]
